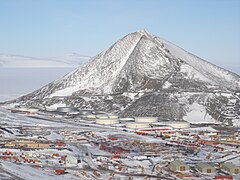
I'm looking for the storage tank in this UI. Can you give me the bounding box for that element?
[119,117,135,123]
[95,118,119,125]
[79,109,94,115]
[157,121,190,129]
[96,114,109,119]
[85,114,96,119]
[134,117,158,123]
[112,123,126,127]
[148,124,174,130]
[79,111,91,116]
[108,114,119,119]
[126,122,150,129]
[57,107,78,113]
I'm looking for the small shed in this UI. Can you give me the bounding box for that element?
[169,160,189,172]
[222,162,240,174]
[196,163,215,173]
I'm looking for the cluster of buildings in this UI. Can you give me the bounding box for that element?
[0,149,78,167]
[169,160,239,179]
[1,105,239,179]
[1,139,66,149]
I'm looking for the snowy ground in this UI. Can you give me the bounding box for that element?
[0,161,78,180]
[0,106,239,179]
[184,103,217,124]
[0,108,76,128]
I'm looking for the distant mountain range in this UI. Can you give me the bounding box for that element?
[4,30,240,126]
[0,53,90,68]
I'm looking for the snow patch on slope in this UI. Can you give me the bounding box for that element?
[232,119,240,127]
[45,102,67,110]
[48,32,143,97]
[163,81,172,89]
[184,103,216,124]
[157,37,240,89]
[180,63,215,84]
[48,86,79,98]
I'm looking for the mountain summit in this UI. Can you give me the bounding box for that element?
[6,30,240,126]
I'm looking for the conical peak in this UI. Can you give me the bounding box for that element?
[136,29,151,37]
[10,29,240,109]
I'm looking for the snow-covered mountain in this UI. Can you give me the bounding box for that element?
[0,53,90,68]
[4,30,240,126]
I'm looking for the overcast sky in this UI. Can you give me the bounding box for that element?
[0,0,240,70]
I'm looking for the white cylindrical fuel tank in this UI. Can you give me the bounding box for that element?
[119,118,135,123]
[96,118,119,125]
[126,122,150,129]
[108,114,119,119]
[134,117,158,123]
[85,114,96,119]
[157,121,190,129]
[96,114,109,119]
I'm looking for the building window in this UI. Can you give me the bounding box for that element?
[207,169,212,173]
[235,169,239,174]
[180,166,185,171]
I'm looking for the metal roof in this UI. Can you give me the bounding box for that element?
[223,162,240,169]
[170,160,188,167]
[196,163,214,169]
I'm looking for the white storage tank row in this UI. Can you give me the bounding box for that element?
[83,113,118,119]
[85,114,96,119]
[108,114,119,119]
[124,117,157,129]
[79,110,119,120]
[125,123,150,129]
[95,118,119,125]
[119,117,135,123]
[94,113,190,130]
[134,117,158,123]
[124,117,190,129]
[95,113,119,125]
[96,114,109,119]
